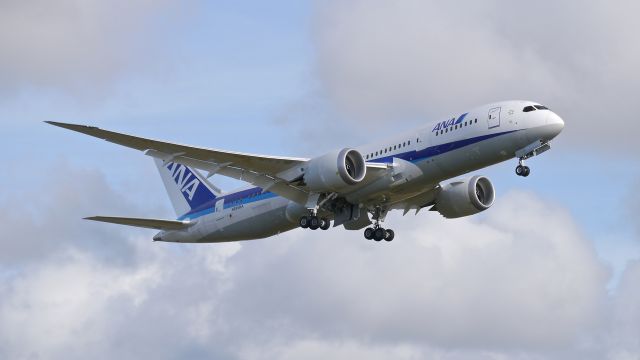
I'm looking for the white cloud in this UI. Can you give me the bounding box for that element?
[0,250,162,359]
[0,0,190,97]
[2,181,628,359]
[0,237,241,360]
[239,340,424,360]
[606,260,640,358]
[627,179,640,240]
[0,162,142,265]
[216,192,609,354]
[2,1,638,358]
[311,0,640,149]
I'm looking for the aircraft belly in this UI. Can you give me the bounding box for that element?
[424,134,518,183]
[198,198,296,242]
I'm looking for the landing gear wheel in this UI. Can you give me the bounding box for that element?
[515,165,525,176]
[299,216,309,229]
[522,166,531,177]
[364,227,374,240]
[384,229,395,242]
[320,218,331,230]
[373,228,385,242]
[309,216,320,230]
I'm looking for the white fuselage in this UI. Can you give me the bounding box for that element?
[156,100,564,243]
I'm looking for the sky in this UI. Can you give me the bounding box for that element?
[1,0,639,359]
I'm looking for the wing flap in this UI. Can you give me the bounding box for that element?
[85,216,192,230]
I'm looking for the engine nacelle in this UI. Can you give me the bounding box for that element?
[434,175,495,218]
[305,148,366,192]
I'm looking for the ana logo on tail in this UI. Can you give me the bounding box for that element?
[165,162,200,201]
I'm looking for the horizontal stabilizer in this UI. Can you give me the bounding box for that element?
[84,216,192,230]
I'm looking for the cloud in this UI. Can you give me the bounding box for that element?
[0,161,142,265]
[217,192,609,353]
[0,250,163,359]
[311,0,640,149]
[606,260,640,359]
[1,2,637,358]
[0,0,190,98]
[627,178,640,240]
[1,182,629,359]
[239,340,425,360]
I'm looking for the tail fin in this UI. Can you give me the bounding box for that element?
[154,159,221,216]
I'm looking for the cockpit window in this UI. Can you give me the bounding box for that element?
[534,105,549,110]
[523,106,536,112]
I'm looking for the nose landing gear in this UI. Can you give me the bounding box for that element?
[515,159,530,177]
[514,140,553,178]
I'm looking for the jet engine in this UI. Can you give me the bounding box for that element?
[433,175,495,218]
[304,148,366,192]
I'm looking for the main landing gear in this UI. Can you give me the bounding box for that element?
[364,226,394,242]
[515,158,531,177]
[363,206,395,242]
[299,215,331,231]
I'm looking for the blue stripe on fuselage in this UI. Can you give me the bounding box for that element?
[178,189,278,220]
[177,129,519,221]
[368,129,517,164]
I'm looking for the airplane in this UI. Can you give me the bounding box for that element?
[46,100,564,243]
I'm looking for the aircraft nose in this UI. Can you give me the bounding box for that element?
[545,111,564,139]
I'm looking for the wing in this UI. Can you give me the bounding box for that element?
[46,121,388,205]
[389,187,439,216]
[85,216,192,230]
[46,121,313,203]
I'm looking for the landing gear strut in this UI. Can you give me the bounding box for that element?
[363,206,395,242]
[515,158,530,177]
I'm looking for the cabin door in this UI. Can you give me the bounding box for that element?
[488,107,501,129]
[213,199,230,230]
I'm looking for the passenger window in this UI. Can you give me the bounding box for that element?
[475,119,478,123]
[394,145,397,150]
